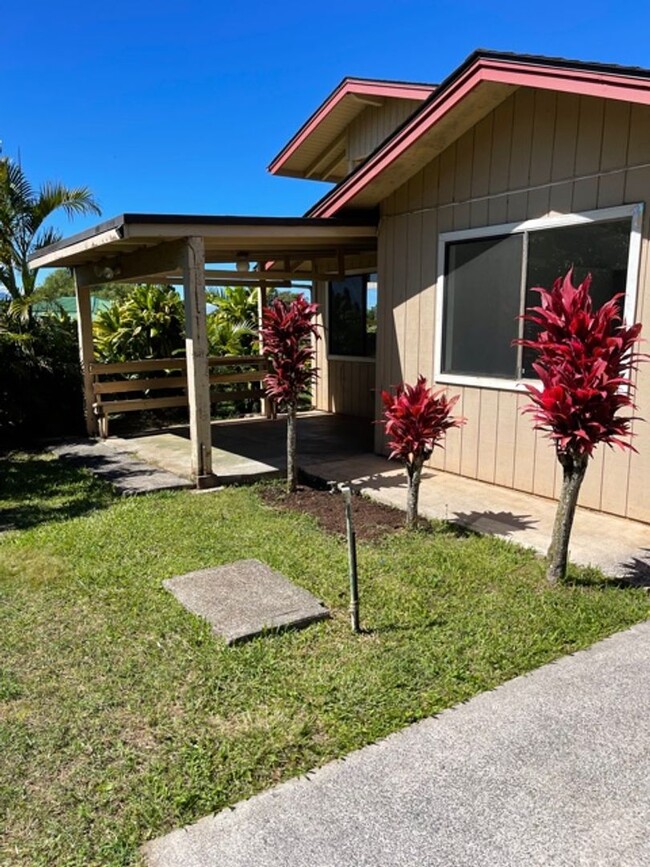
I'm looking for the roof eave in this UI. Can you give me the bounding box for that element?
[28,212,380,271]
[306,50,650,218]
[268,77,435,178]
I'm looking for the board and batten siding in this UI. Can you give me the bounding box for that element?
[375,87,650,523]
[312,281,376,419]
[347,100,422,174]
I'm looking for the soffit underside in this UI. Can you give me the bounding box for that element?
[313,81,517,212]
[272,90,434,182]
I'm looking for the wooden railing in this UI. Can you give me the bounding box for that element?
[89,355,273,438]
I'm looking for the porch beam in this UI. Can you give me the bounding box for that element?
[157,270,291,289]
[182,236,214,485]
[74,240,187,288]
[257,280,273,418]
[73,271,99,436]
[188,268,344,282]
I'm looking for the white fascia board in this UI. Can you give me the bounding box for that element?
[29,229,123,270]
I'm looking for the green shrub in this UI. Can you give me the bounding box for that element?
[94,284,185,362]
[0,311,83,442]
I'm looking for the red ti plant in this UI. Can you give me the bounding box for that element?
[515,268,644,583]
[261,295,319,492]
[380,376,465,529]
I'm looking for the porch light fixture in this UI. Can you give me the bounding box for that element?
[93,264,121,280]
[235,252,250,273]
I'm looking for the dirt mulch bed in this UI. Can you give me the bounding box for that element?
[259,484,406,542]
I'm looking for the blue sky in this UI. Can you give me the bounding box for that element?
[4,0,650,243]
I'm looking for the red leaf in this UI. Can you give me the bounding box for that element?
[513,269,645,458]
[261,295,320,408]
[378,375,465,469]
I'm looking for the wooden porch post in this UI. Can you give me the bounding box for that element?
[73,271,99,436]
[257,280,273,418]
[182,236,214,484]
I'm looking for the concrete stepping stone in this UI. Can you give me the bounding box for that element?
[163,559,329,645]
[51,440,192,495]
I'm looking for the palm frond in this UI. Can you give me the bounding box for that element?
[0,158,34,213]
[0,157,101,314]
[0,263,18,299]
[8,293,34,321]
[33,183,101,228]
[34,226,63,251]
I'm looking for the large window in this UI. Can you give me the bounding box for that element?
[328,273,377,358]
[437,205,643,388]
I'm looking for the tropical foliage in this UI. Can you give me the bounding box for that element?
[380,376,464,529]
[0,156,100,322]
[0,309,82,439]
[207,285,258,356]
[261,295,319,491]
[94,284,262,363]
[93,284,185,362]
[206,317,256,357]
[0,157,99,438]
[91,284,264,424]
[515,268,644,583]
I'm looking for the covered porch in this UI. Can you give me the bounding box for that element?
[105,411,375,485]
[30,213,378,486]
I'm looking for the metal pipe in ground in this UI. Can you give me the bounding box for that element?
[339,483,360,634]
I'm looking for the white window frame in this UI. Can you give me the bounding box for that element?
[434,203,644,392]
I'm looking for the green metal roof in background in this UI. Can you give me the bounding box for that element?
[33,295,112,321]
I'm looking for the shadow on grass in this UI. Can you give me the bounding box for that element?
[0,453,116,531]
[430,520,478,539]
[363,617,446,636]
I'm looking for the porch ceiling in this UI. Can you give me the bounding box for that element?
[28,213,378,285]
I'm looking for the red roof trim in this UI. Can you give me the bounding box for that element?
[268,78,434,175]
[310,56,650,218]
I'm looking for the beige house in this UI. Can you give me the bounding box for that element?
[32,50,650,523]
[269,50,650,525]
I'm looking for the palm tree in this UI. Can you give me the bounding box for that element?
[0,156,101,323]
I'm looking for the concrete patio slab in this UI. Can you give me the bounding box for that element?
[143,620,650,867]
[106,412,374,485]
[50,440,192,496]
[163,559,330,645]
[108,429,281,484]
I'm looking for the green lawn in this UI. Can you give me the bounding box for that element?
[1,452,647,866]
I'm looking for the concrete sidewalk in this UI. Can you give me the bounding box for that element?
[144,620,650,866]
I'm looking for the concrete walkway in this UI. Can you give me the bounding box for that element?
[50,440,191,495]
[303,454,650,583]
[144,620,650,867]
[66,411,648,579]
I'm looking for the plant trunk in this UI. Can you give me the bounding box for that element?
[405,458,423,530]
[286,402,297,493]
[546,450,588,584]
